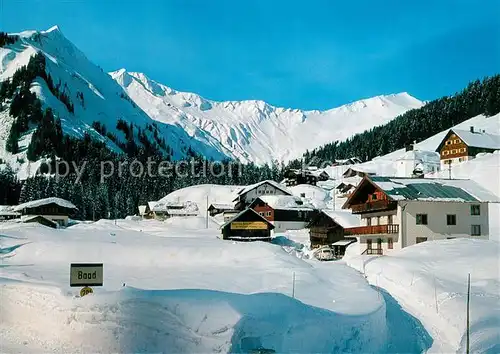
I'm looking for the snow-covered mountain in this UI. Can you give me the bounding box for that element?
[112,69,424,164]
[0,26,229,175]
[0,26,423,171]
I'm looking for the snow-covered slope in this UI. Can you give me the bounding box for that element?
[0,221,407,353]
[111,69,424,164]
[344,238,500,353]
[0,27,228,176]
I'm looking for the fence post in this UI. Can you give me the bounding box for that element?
[466,273,471,354]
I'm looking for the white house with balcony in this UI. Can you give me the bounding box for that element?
[342,176,498,255]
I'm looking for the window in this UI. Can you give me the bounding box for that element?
[447,214,457,226]
[459,148,466,153]
[366,239,372,249]
[388,238,393,249]
[416,237,427,244]
[442,150,449,156]
[416,214,428,225]
[377,216,381,225]
[471,205,480,216]
[258,190,263,194]
[372,193,378,200]
[265,211,271,217]
[377,238,382,249]
[455,139,461,144]
[458,157,464,162]
[366,218,372,226]
[451,149,457,154]
[446,141,452,145]
[388,215,393,224]
[259,212,264,216]
[471,225,481,236]
[444,159,452,165]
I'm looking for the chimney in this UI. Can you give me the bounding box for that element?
[470,126,474,133]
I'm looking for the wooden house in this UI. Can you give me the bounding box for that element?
[233,180,292,211]
[220,208,275,242]
[0,206,20,221]
[436,127,500,168]
[307,210,360,255]
[282,168,330,187]
[13,197,77,227]
[208,203,235,217]
[21,215,58,228]
[341,175,498,255]
[248,195,317,232]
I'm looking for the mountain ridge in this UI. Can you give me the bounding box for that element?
[112,69,423,164]
[1,25,423,173]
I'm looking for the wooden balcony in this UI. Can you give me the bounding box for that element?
[344,224,399,236]
[350,200,397,214]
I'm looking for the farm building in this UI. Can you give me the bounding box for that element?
[233,180,292,211]
[248,195,317,233]
[207,203,235,217]
[307,210,360,255]
[220,208,275,242]
[13,197,77,227]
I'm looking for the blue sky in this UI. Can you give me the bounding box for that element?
[3,0,499,109]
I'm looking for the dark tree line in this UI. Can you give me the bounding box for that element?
[0,32,18,47]
[287,75,500,166]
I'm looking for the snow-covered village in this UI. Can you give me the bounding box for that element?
[1,2,500,354]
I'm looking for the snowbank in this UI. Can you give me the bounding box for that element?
[0,222,391,353]
[344,239,500,353]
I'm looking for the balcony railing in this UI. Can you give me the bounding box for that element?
[344,224,399,236]
[350,200,397,214]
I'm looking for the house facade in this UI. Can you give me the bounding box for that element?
[342,176,496,255]
[436,127,500,168]
[233,180,292,211]
[13,197,77,227]
[220,208,275,241]
[248,195,317,233]
[307,210,360,251]
[0,206,20,221]
[208,203,235,217]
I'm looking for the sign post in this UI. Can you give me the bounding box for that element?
[70,263,103,297]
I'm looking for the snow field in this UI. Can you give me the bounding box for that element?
[1,221,390,353]
[343,238,500,353]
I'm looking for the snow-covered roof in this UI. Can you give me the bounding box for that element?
[13,197,77,212]
[369,176,500,203]
[331,239,357,246]
[147,201,157,210]
[208,203,234,210]
[0,205,20,216]
[321,210,362,228]
[397,150,440,164]
[256,195,315,210]
[21,215,58,226]
[237,180,292,197]
[449,129,500,150]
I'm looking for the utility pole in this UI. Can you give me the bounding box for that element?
[448,162,452,180]
[206,194,209,229]
[292,272,296,299]
[466,273,471,354]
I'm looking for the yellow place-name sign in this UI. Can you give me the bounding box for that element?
[80,286,93,297]
[231,221,268,230]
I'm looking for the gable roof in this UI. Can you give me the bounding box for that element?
[250,195,315,210]
[14,197,77,212]
[208,203,234,210]
[438,129,500,151]
[234,180,292,200]
[344,176,500,205]
[220,208,275,230]
[320,210,362,228]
